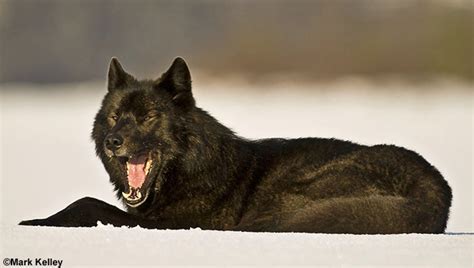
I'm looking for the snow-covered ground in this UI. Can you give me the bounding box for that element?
[1,224,472,266]
[1,78,473,266]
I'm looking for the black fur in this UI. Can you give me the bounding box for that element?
[20,57,452,233]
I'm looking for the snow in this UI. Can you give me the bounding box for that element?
[0,77,473,266]
[1,224,472,266]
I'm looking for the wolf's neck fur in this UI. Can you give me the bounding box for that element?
[150,107,259,226]
[180,107,255,186]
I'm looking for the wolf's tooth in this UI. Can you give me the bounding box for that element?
[137,191,142,199]
[122,190,131,199]
[145,159,152,175]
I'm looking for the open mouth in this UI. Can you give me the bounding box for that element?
[120,152,154,207]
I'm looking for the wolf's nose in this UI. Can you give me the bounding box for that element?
[105,134,123,151]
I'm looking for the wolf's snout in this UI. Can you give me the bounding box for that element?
[105,134,123,151]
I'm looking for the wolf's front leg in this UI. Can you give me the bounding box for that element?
[19,197,156,228]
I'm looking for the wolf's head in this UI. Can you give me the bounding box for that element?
[92,57,195,208]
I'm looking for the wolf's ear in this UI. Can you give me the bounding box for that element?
[157,57,194,107]
[107,57,134,91]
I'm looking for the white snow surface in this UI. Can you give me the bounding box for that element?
[1,224,473,267]
[0,77,473,266]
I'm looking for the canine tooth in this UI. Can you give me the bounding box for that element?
[122,190,131,199]
[137,191,142,199]
[145,159,152,175]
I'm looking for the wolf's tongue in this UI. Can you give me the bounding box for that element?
[127,154,147,189]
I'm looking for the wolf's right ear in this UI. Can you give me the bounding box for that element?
[107,57,134,91]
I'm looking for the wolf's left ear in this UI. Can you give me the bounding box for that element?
[157,57,195,108]
[108,57,135,91]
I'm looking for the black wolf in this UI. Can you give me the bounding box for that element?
[20,57,452,233]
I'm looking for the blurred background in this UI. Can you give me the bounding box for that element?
[0,0,472,232]
[0,0,472,83]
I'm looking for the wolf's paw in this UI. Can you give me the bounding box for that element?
[19,219,45,226]
[18,197,105,227]
[19,214,99,227]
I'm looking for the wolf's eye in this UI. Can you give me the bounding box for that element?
[144,115,155,121]
[110,115,119,121]
[143,111,157,122]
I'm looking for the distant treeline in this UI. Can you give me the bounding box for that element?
[0,0,472,83]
